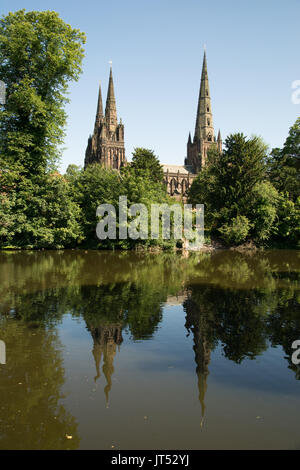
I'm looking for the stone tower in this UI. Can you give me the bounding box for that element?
[185,51,222,172]
[84,67,126,169]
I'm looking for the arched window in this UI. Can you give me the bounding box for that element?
[113,153,118,168]
[181,179,188,195]
[170,178,177,196]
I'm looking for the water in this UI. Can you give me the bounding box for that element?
[0,249,300,450]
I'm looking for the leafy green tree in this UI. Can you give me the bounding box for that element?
[65,164,82,181]
[218,215,251,245]
[0,172,83,249]
[273,194,300,248]
[120,168,176,250]
[0,9,86,175]
[0,10,86,249]
[268,117,300,201]
[0,185,16,246]
[71,164,121,246]
[126,147,164,183]
[249,181,279,242]
[66,158,175,249]
[68,161,176,249]
[188,134,277,245]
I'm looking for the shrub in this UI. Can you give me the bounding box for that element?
[218,215,251,245]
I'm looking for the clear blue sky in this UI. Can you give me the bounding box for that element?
[1,0,300,172]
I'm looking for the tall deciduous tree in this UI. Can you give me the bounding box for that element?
[188,134,276,244]
[127,148,164,183]
[0,9,86,174]
[268,117,300,201]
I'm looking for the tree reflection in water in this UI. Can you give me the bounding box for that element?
[0,249,299,447]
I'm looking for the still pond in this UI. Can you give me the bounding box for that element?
[0,249,300,449]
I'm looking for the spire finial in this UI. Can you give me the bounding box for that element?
[204,43,207,53]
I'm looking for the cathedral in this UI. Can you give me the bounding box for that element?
[85,51,221,197]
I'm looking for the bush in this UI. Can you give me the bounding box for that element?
[274,195,300,247]
[218,216,251,245]
[0,172,83,249]
[248,181,279,242]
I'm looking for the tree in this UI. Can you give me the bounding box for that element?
[248,181,279,242]
[71,164,121,246]
[0,11,86,249]
[218,215,251,245]
[69,163,176,250]
[273,194,300,248]
[119,167,175,250]
[127,147,164,183]
[268,117,300,201]
[188,134,276,245]
[65,164,82,181]
[0,172,83,249]
[0,10,86,175]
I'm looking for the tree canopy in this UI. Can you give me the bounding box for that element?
[188,126,299,248]
[268,117,300,201]
[127,147,164,183]
[0,9,86,174]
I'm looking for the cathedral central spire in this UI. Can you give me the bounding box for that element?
[105,66,118,132]
[194,51,214,142]
[185,50,221,173]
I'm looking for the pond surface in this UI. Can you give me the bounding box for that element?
[0,249,300,450]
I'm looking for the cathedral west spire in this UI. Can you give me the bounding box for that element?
[84,66,126,170]
[94,82,104,130]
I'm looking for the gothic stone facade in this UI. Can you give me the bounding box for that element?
[85,53,221,198]
[85,67,126,170]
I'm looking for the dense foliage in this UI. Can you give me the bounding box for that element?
[0,9,86,174]
[128,147,164,183]
[0,10,86,249]
[188,121,300,248]
[66,158,176,250]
